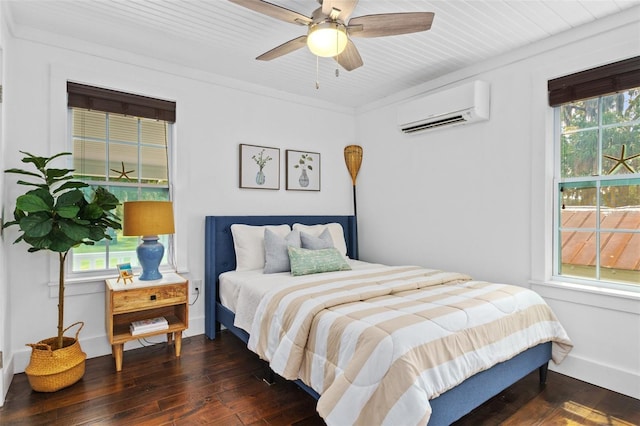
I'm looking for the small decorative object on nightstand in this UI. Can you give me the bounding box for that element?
[116,262,134,284]
[105,272,188,371]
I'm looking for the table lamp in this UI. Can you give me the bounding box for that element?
[123,201,175,280]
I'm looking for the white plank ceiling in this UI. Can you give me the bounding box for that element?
[5,0,640,107]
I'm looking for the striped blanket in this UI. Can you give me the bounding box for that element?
[247,266,572,426]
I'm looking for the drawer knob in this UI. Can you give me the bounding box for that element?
[150,294,157,301]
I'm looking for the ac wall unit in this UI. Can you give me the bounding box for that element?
[397,80,490,134]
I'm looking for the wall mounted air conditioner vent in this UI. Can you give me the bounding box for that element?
[397,80,490,134]
[401,114,467,133]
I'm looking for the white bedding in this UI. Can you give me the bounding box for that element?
[219,259,383,332]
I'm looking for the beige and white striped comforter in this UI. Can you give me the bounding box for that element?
[247,266,573,426]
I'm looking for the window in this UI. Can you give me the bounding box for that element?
[549,57,640,288]
[67,83,176,275]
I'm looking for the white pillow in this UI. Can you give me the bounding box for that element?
[292,223,348,258]
[231,224,291,271]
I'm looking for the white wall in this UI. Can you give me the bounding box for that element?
[0,2,8,406]
[356,10,640,398]
[2,32,356,377]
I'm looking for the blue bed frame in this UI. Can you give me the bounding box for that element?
[204,215,551,425]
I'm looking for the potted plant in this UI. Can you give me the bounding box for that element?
[294,153,313,187]
[3,151,121,391]
[252,148,272,185]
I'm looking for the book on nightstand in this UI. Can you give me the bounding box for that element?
[130,316,169,335]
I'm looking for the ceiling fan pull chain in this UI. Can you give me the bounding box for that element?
[335,27,340,78]
[316,55,320,89]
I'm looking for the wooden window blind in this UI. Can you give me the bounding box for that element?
[67,82,176,122]
[548,56,640,107]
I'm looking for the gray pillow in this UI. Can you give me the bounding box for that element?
[300,228,334,250]
[264,229,301,273]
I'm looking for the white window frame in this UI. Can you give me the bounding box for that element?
[551,95,640,293]
[47,68,186,298]
[65,107,175,281]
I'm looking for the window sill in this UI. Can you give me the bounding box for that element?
[529,279,640,315]
[49,267,190,298]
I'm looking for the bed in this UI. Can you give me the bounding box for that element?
[204,215,571,425]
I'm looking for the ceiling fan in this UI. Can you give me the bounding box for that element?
[229,0,435,72]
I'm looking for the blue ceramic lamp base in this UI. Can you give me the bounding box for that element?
[137,236,165,281]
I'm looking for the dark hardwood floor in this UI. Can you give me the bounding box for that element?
[1,331,638,425]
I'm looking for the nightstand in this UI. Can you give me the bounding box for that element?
[105,272,189,371]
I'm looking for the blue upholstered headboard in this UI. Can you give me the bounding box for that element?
[204,215,357,338]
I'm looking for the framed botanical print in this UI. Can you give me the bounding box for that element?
[286,150,320,191]
[239,144,280,190]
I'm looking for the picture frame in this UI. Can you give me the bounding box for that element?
[239,144,280,190]
[116,262,134,284]
[286,150,321,191]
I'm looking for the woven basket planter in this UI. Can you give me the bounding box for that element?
[25,322,87,392]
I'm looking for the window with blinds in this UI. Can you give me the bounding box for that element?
[67,83,176,274]
[549,57,639,288]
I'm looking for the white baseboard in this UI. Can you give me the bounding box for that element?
[1,357,15,407]
[550,352,640,399]
[13,315,206,374]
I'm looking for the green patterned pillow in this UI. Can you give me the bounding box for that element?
[287,246,352,276]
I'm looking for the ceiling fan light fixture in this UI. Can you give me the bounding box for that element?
[307,22,347,57]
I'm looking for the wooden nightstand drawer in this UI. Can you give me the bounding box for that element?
[112,283,187,313]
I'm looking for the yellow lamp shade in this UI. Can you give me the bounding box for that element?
[123,201,175,237]
[307,22,348,57]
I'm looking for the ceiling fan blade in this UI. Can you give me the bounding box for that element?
[256,36,308,61]
[229,0,312,25]
[348,12,434,38]
[322,0,359,22]
[334,39,363,71]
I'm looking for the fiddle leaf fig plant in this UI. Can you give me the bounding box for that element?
[3,151,121,349]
